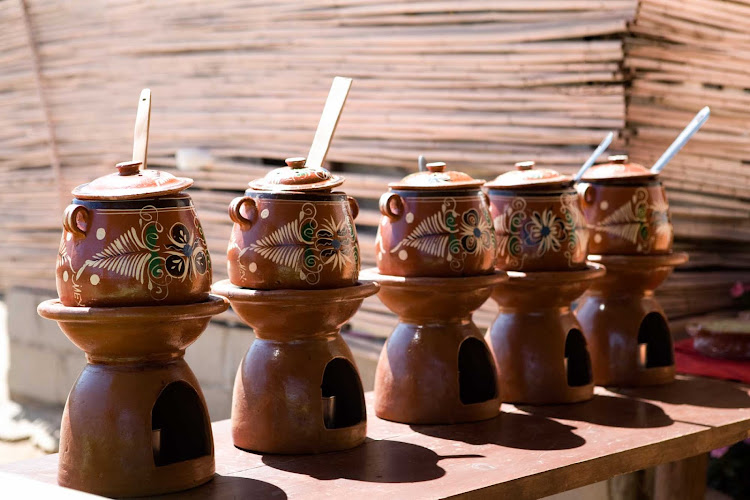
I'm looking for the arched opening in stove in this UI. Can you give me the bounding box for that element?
[565,329,592,387]
[638,312,674,368]
[458,337,497,405]
[151,381,210,466]
[321,358,365,429]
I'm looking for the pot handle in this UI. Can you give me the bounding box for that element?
[379,192,404,221]
[228,196,257,228]
[582,185,595,204]
[481,191,491,207]
[347,196,360,220]
[62,204,88,237]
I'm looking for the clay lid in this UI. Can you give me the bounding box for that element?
[71,161,194,200]
[248,157,344,192]
[581,155,657,182]
[485,161,572,190]
[388,161,484,190]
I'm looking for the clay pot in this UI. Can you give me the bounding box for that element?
[57,161,212,307]
[375,161,496,277]
[687,319,750,360]
[485,161,588,272]
[227,158,360,290]
[576,155,673,255]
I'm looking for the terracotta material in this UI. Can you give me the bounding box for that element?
[57,190,212,307]
[211,279,378,454]
[577,155,673,255]
[486,161,588,272]
[36,295,228,497]
[487,263,604,404]
[227,158,360,290]
[687,319,750,360]
[576,253,688,387]
[375,161,496,277]
[361,268,505,424]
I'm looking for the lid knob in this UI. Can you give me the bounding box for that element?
[116,161,142,176]
[608,155,628,164]
[426,162,446,173]
[515,161,535,171]
[285,157,307,169]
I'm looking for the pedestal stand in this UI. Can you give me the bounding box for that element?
[488,264,605,404]
[212,280,378,454]
[36,296,228,498]
[360,269,506,424]
[576,253,688,387]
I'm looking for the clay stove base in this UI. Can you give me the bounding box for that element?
[489,264,605,405]
[576,253,688,387]
[360,269,506,425]
[212,280,379,455]
[37,296,228,498]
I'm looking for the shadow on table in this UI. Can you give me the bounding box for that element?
[152,474,288,499]
[609,377,750,409]
[520,394,674,429]
[411,412,585,451]
[263,439,476,483]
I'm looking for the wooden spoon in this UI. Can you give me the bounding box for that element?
[306,77,352,169]
[132,89,151,170]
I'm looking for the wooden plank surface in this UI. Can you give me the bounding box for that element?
[3,376,750,500]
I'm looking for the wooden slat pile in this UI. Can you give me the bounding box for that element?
[0,0,635,294]
[626,0,750,249]
[1,0,747,338]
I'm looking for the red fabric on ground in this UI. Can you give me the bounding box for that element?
[674,338,750,384]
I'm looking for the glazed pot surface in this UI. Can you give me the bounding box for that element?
[375,189,496,277]
[227,191,360,289]
[578,180,673,255]
[56,194,212,307]
[487,187,588,272]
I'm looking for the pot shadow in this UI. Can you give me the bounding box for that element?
[262,438,480,483]
[411,412,585,451]
[519,394,674,429]
[608,377,750,409]
[152,474,288,499]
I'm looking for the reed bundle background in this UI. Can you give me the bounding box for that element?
[1,0,749,334]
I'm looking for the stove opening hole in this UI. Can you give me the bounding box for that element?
[565,329,592,387]
[151,381,210,467]
[321,358,365,429]
[638,312,674,368]
[458,337,497,405]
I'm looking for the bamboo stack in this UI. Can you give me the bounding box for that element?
[1,0,748,339]
[626,0,750,244]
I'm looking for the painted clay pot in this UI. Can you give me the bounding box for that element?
[57,161,212,307]
[576,155,673,255]
[485,161,588,272]
[375,161,496,277]
[227,157,360,290]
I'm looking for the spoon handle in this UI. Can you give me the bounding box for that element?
[306,77,352,169]
[574,131,614,183]
[132,89,151,170]
[650,106,710,174]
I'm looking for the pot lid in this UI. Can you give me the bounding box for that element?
[485,161,572,189]
[248,157,344,192]
[581,155,657,181]
[71,161,194,200]
[388,161,484,190]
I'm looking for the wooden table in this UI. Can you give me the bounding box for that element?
[2,376,750,499]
